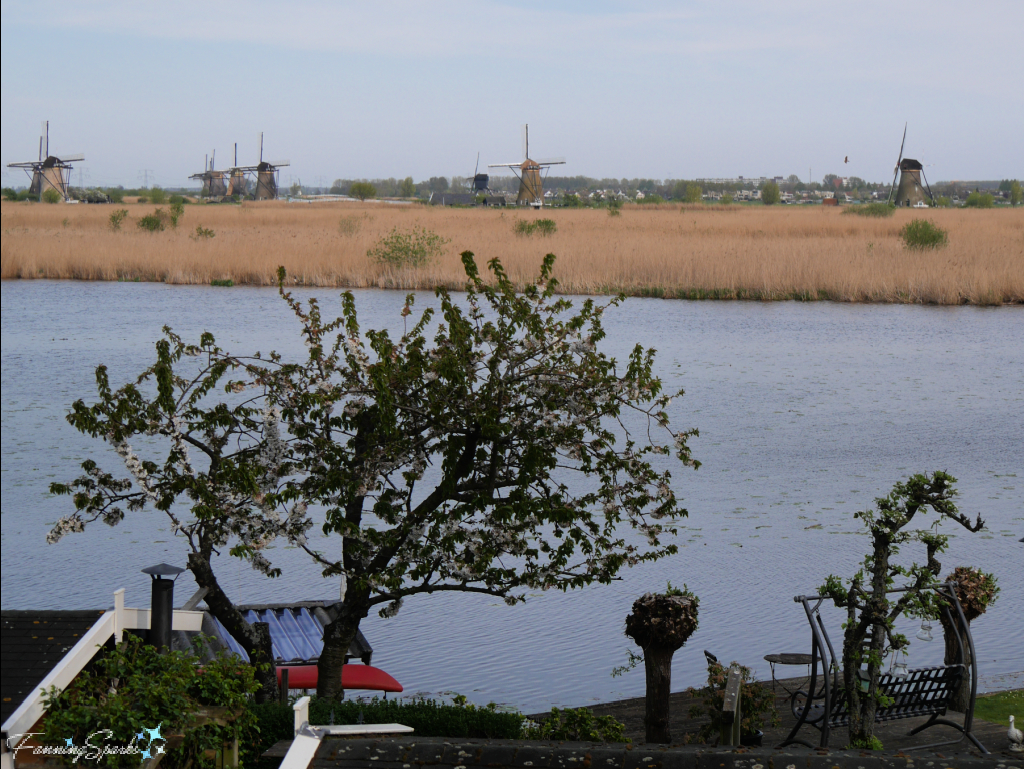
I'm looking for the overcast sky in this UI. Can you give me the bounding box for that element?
[2,1,1021,189]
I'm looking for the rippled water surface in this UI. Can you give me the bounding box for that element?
[2,280,1021,712]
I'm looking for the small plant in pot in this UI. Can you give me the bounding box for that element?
[684,659,779,746]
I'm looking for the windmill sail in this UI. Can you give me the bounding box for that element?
[886,123,907,205]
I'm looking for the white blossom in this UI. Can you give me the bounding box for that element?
[46,515,85,544]
[115,441,159,503]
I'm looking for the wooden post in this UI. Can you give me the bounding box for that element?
[720,665,743,747]
[280,668,289,705]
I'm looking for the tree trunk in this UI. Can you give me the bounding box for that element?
[940,613,973,713]
[187,551,278,703]
[623,593,698,745]
[317,597,370,701]
[643,645,674,743]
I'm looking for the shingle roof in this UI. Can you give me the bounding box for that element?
[1,610,107,724]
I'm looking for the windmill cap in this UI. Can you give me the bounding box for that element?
[900,158,923,171]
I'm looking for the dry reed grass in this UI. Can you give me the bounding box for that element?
[2,200,1022,304]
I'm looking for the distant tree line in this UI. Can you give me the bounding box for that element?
[322,173,900,203]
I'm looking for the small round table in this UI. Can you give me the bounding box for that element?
[764,653,816,695]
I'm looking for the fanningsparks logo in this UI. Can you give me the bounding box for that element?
[7,724,166,764]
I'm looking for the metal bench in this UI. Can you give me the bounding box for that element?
[780,583,986,753]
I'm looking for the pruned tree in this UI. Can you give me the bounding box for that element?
[624,586,699,743]
[820,472,985,748]
[51,252,700,703]
[938,566,998,712]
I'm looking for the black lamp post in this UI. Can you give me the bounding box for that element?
[142,563,185,651]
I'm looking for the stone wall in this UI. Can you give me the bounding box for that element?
[311,736,1015,769]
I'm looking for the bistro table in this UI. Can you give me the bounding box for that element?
[763,653,817,695]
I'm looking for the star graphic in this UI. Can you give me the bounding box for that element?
[144,725,164,743]
[155,744,166,755]
[64,737,75,747]
[140,746,152,760]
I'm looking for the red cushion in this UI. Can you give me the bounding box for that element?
[276,664,403,692]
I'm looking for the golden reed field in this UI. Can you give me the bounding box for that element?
[2,200,1022,304]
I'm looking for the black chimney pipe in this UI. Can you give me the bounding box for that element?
[142,563,185,652]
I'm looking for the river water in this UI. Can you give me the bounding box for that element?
[2,280,1021,712]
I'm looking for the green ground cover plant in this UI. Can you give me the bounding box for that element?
[42,188,62,204]
[524,707,629,743]
[973,689,1023,726]
[900,219,948,249]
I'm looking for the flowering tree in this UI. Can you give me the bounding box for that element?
[820,472,984,748]
[49,329,309,700]
[51,252,700,701]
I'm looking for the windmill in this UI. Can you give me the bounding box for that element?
[488,125,565,207]
[886,124,934,207]
[229,133,290,200]
[227,143,248,197]
[189,149,228,197]
[6,121,84,202]
[470,152,489,193]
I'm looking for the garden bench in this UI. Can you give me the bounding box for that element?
[779,584,987,753]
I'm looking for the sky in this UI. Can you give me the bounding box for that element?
[2,1,1021,189]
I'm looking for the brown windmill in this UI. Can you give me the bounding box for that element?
[7,122,84,201]
[229,133,289,200]
[189,149,228,197]
[489,125,565,207]
[227,143,248,197]
[886,124,934,207]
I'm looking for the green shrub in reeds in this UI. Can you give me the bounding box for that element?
[368,225,448,266]
[108,209,129,231]
[137,208,168,232]
[513,218,557,236]
[900,219,948,250]
[843,202,895,218]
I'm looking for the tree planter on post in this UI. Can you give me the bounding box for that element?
[624,588,699,743]
[939,566,998,713]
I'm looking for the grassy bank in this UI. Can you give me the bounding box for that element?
[2,200,1022,304]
